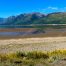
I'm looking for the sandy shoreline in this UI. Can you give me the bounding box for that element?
[0,37,66,53]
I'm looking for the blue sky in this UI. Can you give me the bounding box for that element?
[0,0,66,17]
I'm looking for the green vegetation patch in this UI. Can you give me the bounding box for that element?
[0,50,66,66]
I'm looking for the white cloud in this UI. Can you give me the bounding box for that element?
[43,6,58,10]
[42,6,66,13]
[48,7,58,10]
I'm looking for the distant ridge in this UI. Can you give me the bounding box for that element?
[0,12,66,26]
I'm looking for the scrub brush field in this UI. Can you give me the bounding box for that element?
[0,37,66,66]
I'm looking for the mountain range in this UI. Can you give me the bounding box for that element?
[0,12,66,25]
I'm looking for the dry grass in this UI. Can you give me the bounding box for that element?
[0,50,66,66]
[0,37,66,66]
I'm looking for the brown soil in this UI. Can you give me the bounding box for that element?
[0,28,66,39]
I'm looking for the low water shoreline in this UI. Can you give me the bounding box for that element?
[0,28,66,39]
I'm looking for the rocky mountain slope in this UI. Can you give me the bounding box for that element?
[0,12,66,26]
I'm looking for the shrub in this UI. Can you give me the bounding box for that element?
[0,54,8,62]
[16,51,26,58]
[27,51,49,59]
[48,50,66,60]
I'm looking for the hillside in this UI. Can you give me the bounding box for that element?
[0,12,66,26]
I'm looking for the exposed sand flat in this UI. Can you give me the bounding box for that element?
[0,37,66,44]
[0,37,66,53]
